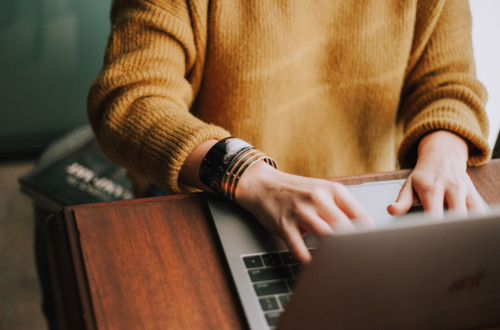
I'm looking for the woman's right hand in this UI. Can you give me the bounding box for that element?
[235,161,373,264]
[179,139,373,265]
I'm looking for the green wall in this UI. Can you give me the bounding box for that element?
[0,0,112,154]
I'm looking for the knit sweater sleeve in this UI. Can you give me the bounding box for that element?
[397,0,490,168]
[87,0,230,194]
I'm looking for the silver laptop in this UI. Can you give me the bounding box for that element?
[207,180,500,329]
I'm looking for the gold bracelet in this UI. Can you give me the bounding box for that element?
[225,151,266,200]
[199,137,277,201]
[223,150,277,201]
[220,148,260,196]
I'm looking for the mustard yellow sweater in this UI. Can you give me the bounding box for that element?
[87,0,490,194]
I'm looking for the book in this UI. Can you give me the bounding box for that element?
[19,126,134,212]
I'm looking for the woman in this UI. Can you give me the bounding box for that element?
[88,0,490,264]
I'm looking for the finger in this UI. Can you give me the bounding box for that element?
[283,227,312,265]
[387,177,414,216]
[314,200,358,233]
[301,213,335,237]
[444,186,467,216]
[466,190,487,214]
[289,202,336,236]
[418,184,445,218]
[464,177,487,214]
[329,212,357,233]
[329,184,374,227]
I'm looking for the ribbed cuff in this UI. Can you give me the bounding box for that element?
[121,99,230,194]
[397,103,491,169]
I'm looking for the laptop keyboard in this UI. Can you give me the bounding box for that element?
[242,250,314,328]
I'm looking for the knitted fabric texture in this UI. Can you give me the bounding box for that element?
[87,0,490,193]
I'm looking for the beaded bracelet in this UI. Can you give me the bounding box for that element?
[199,137,277,200]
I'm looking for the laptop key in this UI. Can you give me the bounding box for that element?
[259,297,279,311]
[248,266,292,282]
[278,294,290,309]
[279,252,297,264]
[254,280,289,296]
[265,311,281,327]
[262,253,282,266]
[243,255,263,268]
[290,264,302,277]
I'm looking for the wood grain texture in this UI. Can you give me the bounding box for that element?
[49,160,500,329]
[73,194,245,330]
[466,159,500,205]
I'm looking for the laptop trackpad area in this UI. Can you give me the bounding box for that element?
[346,179,404,228]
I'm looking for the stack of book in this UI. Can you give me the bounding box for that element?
[19,126,133,212]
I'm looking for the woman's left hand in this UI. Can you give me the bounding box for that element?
[387,130,486,218]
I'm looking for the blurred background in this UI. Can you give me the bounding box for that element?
[0,0,112,329]
[0,0,112,157]
[0,1,498,329]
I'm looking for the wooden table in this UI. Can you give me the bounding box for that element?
[44,159,500,329]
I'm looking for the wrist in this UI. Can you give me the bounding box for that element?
[417,130,468,164]
[235,160,281,204]
[197,137,278,201]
